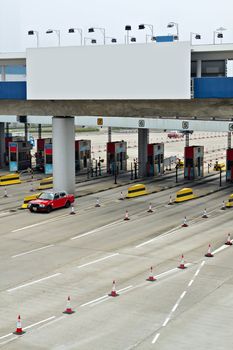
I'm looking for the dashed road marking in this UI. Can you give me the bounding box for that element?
[152,333,160,344]
[12,244,54,258]
[77,253,119,268]
[7,273,61,292]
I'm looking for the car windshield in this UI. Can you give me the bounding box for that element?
[38,193,54,200]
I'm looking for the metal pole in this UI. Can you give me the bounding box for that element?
[176,165,178,183]
[227,132,231,149]
[38,124,42,139]
[220,167,222,187]
[131,162,133,180]
[108,127,112,143]
[114,162,117,184]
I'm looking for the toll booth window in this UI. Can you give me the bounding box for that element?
[60,192,66,197]
[10,153,17,162]
[54,193,59,200]
[186,159,193,166]
[46,155,53,164]
[227,160,233,170]
[160,154,164,163]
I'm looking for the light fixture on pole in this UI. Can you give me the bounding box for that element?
[105,37,117,43]
[213,27,226,44]
[167,22,179,40]
[145,34,156,43]
[190,32,201,45]
[125,25,131,44]
[28,30,39,47]
[88,27,106,45]
[68,28,83,45]
[84,37,97,45]
[138,24,154,41]
[46,29,61,46]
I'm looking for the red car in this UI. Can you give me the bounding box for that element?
[28,191,75,213]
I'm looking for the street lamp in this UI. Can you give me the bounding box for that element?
[88,27,106,45]
[46,29,60,46]
[213,27,227,44]
[124,35,136,44]
[190,32,201,45]
[145,34,156,43]
[28,30,39,47]
[84,37,97,45]
[125,25,131,44]
[105,37,117,43]
[138,24,154,41]
[68,27,83,45]
[167,22,179,40]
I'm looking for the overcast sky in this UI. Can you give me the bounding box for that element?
[1,0,233,52]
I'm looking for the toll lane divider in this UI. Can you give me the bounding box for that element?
[0,173,21,186]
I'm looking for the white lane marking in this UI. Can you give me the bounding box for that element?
[135,227,180,248]
[71,220,121,240]
[201,260,206,267]
[7,273,61,292]
[194,269,200,277]
[117,285,133,293]
[37,316,65,330]
[212,245,227,254]
[152,333,160,344]
[23,316,56,330]
[81,295,109,307]
[188,279,194,287]
[77,253,119,268]
[156,268,178,278]
[0,333,14,340]
[171,303,179,313]
[180,291,187,299]
[162,317,170,327]
[12,244,54,258]
[0,337,17,347]
[11,214,68,232]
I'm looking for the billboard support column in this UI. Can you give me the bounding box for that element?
[138,128,149,178]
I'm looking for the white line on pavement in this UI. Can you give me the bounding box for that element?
[180,291,187,299]
[201,260,206,267]
[188,279,194,287]
[0,337,17,347]
[171,303,179,313]
[11,214,68,233]
[212,245,228,254]
[135,226,181,248]
[152,333,160,344]
[194,269,200,277]
[7,273,61,292]
[0,333,14,340]
[77,253,119,268]
[71,220,121,240]
[162,317,170,327]
[117,285,133,293]
[24,316,56,330]
[12,244,54,258]
[80,295,109,307]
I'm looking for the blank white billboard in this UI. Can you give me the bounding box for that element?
[27,42,190,100]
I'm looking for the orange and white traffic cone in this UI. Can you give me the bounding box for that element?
[30,182,34,192]
[13,315,25,335]
[182,216,188,227]
[147,203,153,213]
[221,201,226,210]
[225,233,232,246]
[205,244,214,257]
[119,192,124,200]
[202,208,208,218]
[63,296,75,314]
[168,195,173,205]
[70,203,76,215]
[3,187,8,198]
[178,254,186,269]
[95,198,100,207]
[124,210,130,221]
[108,280,119,297]
[147,266,156,281]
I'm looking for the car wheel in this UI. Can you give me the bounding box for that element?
[65,201,70,208]
[30,208,34,213]
[46,205,52,213]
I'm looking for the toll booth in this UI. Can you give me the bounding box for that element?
[5,135,24,165]
[44,143,53,174]
[147,143,164,176]
[9,141,32,172]
[184,146,204,180]
[75,140,91,172]
[226,149,233,181]
[107,141,127,174]
[35,138,52,173]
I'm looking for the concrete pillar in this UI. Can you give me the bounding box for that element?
[0,122,5,168]
[38,124,42,139]
[185,133,190,147]
[108,127,112,143]
[1,66,6,81]
[196,60,202,78]
[227,132,231,149]
[138,128,149,178]
[52,116,75,194]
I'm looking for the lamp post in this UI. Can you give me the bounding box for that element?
[125,25,131,44]
[138,24,154,41]
[213,27,226,44]
[88,27,106,45]
[167,22,179,40]
[46,29,60,46]
[190,32,201,45]
[68,28,83,45]
[145,34,156,43]
[84,37,97,45]
[125,36,136,44]
[28,30,39,47]
[105,37,117,43]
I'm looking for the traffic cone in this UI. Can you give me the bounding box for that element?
[205,244,214,257]
[147,203,153,213]
[147,266,156,281]
[221,201,226,210]
[124,210,130,221]
[70,203,76,215]
[108,280,119,297]
[3,187,8,198]
[13,315,25,335]
[95,198,100,207]
[119,192,124,200]
[225,233,232,246]
[178,254,186,269]
[182,216,188,227]
[63,296,75,314]
[30,182,34,192]
[168,195,173,205]
[202,208,208,218]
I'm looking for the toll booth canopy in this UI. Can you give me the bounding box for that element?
[107,141,127,174]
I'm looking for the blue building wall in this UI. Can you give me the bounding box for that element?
[0,82,26,99]
[194,77,233,98]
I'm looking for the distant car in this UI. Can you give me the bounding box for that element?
[28,191,75,213]
[167,131,184,139]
